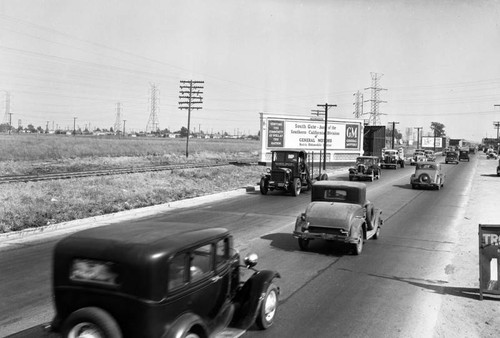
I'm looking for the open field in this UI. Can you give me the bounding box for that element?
[0,134,262,232]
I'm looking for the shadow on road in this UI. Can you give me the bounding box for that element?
[260,232,349,257]
[338,267,500,301]
[480,174,499,178]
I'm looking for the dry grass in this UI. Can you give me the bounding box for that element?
[0,165,263,233]
[0,134,263,232]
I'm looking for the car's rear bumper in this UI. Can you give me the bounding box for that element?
[293,231,356,244]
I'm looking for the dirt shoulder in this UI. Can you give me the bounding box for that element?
[434,155,500,337]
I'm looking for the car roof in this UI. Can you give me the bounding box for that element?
[271,148,307,154]
[357,156,379,159]
[313,180,367,189]
[60,222,229,257]
[416,163,439,169]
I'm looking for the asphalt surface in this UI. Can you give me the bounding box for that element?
[1,154,498,338]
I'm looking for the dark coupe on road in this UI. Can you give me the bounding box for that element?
[49,222,280,338]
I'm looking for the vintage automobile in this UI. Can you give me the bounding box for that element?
[424,150,436,161]
[445,151,459,164]
[410,149,426,165]
[293,181,383,255]
[348,156,381,181]
[49,222,280,338]
[410,162,445,190]
[260,149,311,196]
[459,150,470,162]
[381,149,405,169]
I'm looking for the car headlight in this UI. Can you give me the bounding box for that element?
[70,259,119,286]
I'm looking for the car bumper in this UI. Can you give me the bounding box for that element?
[411,180,439,187]
[293,231,357,244]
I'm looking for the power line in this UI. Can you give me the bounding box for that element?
[179,80,204,158]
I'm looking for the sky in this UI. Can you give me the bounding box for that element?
[1,0,500,141]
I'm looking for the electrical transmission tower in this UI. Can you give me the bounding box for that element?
[3,91,10,124]
[146,84,160,134]
[179,80,204,158]
[114,102,122,134]
[353,91,364,118]
[364,72,387,125]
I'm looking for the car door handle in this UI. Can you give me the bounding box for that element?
[211,275,222,282]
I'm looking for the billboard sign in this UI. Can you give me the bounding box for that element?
[479,224,500,300]
[421,136,442,148]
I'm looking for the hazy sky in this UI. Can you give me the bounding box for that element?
[1,0,500,140]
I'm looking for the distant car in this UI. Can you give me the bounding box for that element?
[410,149,426,165]
[424,150,436,161]
[49,222,281,338]
[459,150,470,162]
[348,156,381,181]
[293,181,383,255]
[260,149,311,196]
[410,162,445,190]
[445,151,459,164]
[381,149,405,169]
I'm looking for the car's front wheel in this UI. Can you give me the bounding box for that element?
[255,283,279,329]
[260,178,269,195]
[292,178,301,196]
[62,307,122,338]
[298,238,310,251]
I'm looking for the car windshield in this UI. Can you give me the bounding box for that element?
[273,152,298,163]
[384,151,396,155]
[356,158,373,165]
[446,152,456,156]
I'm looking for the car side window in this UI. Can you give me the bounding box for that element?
[169,253,188,290]
[215,238,228,269]
[190,244,213,281]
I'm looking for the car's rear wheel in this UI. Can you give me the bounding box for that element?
[377,170,381,179]
[255,283,279,329]
[292,178,301,196]
[62,307,122,338]
[369,172,374,182]
[352,230,363,255]
[418,173,431,183]
[373,225,381,239]
[260,178,268,195]
[298,238,310,251]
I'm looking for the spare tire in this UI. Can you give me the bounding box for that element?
[418,173,431,183]
[365,203,375,230]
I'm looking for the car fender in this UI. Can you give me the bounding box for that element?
[350,217,365,239]
[231,270,281,330]
[163,312,208,338]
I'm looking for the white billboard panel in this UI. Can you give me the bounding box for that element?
[421,136,442,148]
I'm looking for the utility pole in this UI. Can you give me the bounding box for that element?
[73,117,77,137]
[388,121,399,149]
[114,102,122,135]
[316,103,337,170]
[414,127,423,149]
[46,121,50,133]
[311,109,324,117]
[123,120,127,137]
[364,72,387,125]
[8,113,13,134]
[179,80,204,158]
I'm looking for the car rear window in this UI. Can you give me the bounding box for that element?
[323,189,347,201]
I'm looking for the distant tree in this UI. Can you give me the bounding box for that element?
[385,127,402,140]
[179,126,189,137]
[27,124,36,133]
[0,123,9,132]
[37,126,44,133]
[430,122,446,137]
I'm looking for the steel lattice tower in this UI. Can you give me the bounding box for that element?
[364,72,387,125]
[114,102,122,133]
[146,84,160,133]
[2,92,10,124]
[353,91,364,118]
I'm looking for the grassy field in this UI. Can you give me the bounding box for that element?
[0,134,262,232]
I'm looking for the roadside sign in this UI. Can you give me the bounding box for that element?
[479,224,500,300]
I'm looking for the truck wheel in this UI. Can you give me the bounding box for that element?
[62,307,122,338]
[255,283,279,329]
[373,225,381,239]
[292,178,301,196]
[352,231,363,255]
[400,161,405,168]
[298,238,310,251]
[260,178,269,195]
[369,172,374,182]
[377,170,381,179]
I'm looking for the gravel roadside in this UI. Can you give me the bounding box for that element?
[434,155,500,337]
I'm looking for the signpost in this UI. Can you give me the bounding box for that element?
[479,224,500,300]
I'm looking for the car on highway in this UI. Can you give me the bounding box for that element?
[293,181,383,255]
[459,150,470,162]
[410,162,445,190]
[348,156,381,181]
[381,149,405,169]
[410,149,426,165]
[49,222,280,338]
[424,150,436,161]
[260,149,311,196]
[445,151,459,164]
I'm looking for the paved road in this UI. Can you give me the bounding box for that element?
[0,156,476,337]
